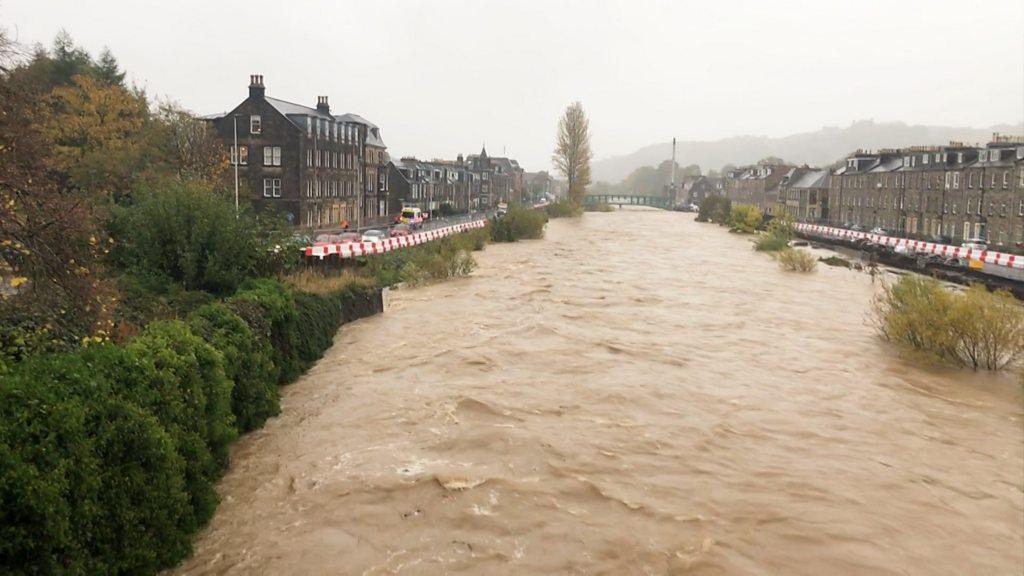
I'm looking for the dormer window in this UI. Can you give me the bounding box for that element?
[922,155,929,165]
[979,150,988,162]
[250,115,262,134]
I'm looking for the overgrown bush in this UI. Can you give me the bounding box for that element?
[229,279,301,384]
[873,276,1024,370]
[696,195,731,224]
[777,248,817,272]
[754,234,790,252]
[187,303,278,432]
[109,179,287,295]
[490,204,548,242]
[0,279,384,574]
[546,199,581,218]
[729,204,763,233]
[361,229,485,288]
[292,292,343,364]
[124,322,236,523]
[0,348,193,574]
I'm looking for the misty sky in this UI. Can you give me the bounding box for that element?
[3,0,1022,173]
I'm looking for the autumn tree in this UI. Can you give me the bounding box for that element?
[147,103,229,189]
[552,101,593,207]
[46,74,149,199]
[0,32,112,352]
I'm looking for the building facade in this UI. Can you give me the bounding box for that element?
[826,136,1024,250]
[205,75,388,229]
[722,162,792,213]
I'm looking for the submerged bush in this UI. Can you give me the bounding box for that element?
[490,204,547,242]
[546,199,582,218]
[584,202,614,213]
[729,204,762,233]
[777,248,817,272]
[754,234,791,252]
[819,255,852,268]
[696,195,731,224]
[873,275,1024,370]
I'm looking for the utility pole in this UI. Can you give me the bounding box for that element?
[232,115,239,215]
[671,137,677,206]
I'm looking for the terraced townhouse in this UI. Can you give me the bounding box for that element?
[204,75,389,229]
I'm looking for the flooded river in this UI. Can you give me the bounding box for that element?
[172,209,1024,575]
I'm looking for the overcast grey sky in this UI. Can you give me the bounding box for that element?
[3,0,1022,172]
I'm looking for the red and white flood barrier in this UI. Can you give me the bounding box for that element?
[304,219,488,260]
[795,223,1024,269]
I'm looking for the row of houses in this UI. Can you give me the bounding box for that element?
[390,149,525,214]
[205,75,530,229]
[713,135,1024,251]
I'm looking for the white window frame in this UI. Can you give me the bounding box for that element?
[250,115,261,134]
[263,146,281,166]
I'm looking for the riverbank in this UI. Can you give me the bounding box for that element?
[170,209,1023,576]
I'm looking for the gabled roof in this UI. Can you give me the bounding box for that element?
[787,169,829,189]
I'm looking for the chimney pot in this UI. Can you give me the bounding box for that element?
[248,74,266,99]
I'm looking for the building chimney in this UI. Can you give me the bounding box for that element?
[248,74,265,99]
[316,96,330,114]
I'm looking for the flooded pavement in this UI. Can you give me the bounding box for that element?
[171,209,1024,575]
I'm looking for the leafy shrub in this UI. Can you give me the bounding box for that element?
[361,231,482,288]
[947,284,1024,370]
[777,248,817,272]
[109,179,284,295]
[188,303,278,432]
[765,215,795,240]
[754,234,791,252]
[490,205,547,242]
[123,322,235,523]
[546,199,581,218]
[729,204,763,233]
[0,347,193,574]
[873,276,1024,370]
[292,292,343,365]
[696,195,732,224]
[229,279,301,384]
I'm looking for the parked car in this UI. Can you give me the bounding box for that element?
[961,239,988,252]
[361,229,387,243]
[390,224,411,238]
[313,232,360,245]
[869,227,887,236]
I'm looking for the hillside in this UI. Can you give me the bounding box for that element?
[592,120,1024,183]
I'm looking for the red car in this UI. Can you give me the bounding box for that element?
[313,232,360,245]
[390,224,411,238]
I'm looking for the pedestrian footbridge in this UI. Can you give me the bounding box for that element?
[584,195,672,209]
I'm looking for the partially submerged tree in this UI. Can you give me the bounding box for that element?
[552,101,592,207]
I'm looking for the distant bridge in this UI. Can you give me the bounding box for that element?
[584,194,672,209]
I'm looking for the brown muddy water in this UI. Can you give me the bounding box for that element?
[171,209,1024,575]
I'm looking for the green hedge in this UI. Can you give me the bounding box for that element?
[0,280,382,574]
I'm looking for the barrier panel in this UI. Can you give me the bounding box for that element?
[304,219,488,260]
[794,223,1024,270]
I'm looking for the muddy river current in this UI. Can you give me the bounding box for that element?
[171,210,1024,575]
